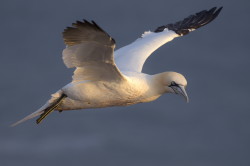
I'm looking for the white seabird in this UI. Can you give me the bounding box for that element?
[12,7,222,126]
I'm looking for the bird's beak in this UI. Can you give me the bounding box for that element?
[171,85,189,103]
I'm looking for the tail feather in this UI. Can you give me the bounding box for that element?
[10,103,49,127]
[11,90,64,127]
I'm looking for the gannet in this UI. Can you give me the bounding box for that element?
[12,7,222,126]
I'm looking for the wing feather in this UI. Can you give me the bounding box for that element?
[154,7,223,35]
[62,20,125,82]
[63,20,115,46]
[115,7,222,72]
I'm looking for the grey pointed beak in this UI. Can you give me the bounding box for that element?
[171,85,189,103]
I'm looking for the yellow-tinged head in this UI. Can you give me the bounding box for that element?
[156,72,188,102]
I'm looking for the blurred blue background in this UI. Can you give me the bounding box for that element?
[1,0,250,165]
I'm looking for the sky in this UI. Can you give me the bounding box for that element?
[0,0,250,166]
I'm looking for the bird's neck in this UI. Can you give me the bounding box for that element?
[150,73,167,94]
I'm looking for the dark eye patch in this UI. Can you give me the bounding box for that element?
[169,81,178,87]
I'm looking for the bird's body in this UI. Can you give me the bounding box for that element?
[59,72,161,110]
[12,7,222,126]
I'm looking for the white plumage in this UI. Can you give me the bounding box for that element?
[115,29,178,72]
[12,7,222,126]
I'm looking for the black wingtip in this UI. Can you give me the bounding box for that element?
[154,7,223,35]
[91,20,104,31]
[213,7,223,18]
[63,18,116,46]
[205,6,223,24]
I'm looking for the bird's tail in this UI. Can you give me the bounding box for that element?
[11,90,66,127]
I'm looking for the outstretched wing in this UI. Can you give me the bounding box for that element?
[114,7,223,72]
[62,20,125,82]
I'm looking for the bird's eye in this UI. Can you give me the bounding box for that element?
[171,81,176,85]
[169,81,177,87]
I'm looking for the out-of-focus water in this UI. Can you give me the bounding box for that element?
[1,0,250,166]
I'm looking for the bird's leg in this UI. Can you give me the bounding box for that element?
[36,94,67,124]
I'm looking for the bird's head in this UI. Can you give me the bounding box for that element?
[158,72,189,102]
